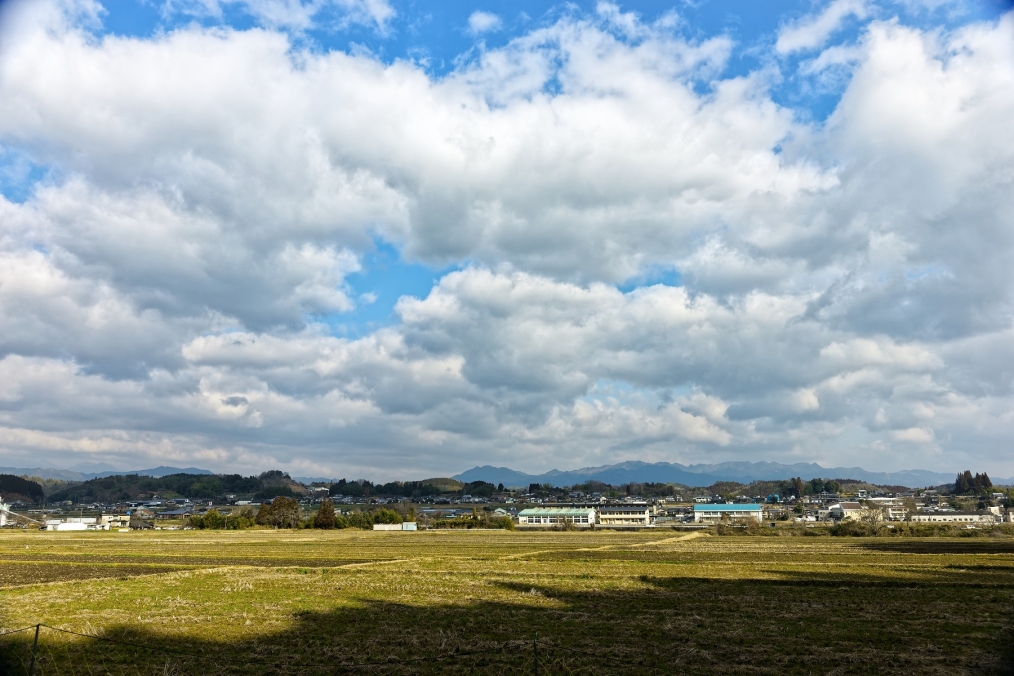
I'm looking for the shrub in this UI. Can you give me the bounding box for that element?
[331,507,403,530]
[431,514,514,530]
[229,507,257,529]
[188,507,255,530]
[372,507,403,525]
[189,509,226,530]
[829,520,893,537]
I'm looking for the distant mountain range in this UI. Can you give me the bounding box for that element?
[4,460,1009,489]
[0,466,213,481]
[453,461,1013,489]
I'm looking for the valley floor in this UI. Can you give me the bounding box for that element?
[1,529,1012,675]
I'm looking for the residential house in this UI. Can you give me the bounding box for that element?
[100,514,131,529]
[825,502,864,521]
[156,508,193,520]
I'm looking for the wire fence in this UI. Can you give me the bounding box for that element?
[0,624,666,675]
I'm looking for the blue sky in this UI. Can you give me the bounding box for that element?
[0,0,1012,478]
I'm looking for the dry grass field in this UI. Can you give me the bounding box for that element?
[1,529,1013,675]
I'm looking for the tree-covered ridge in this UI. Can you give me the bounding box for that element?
[46,472,293,503]
[43,472,530,504]
[327,478,487,499]
[0,474,44,504]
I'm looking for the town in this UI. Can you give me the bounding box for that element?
[3,470,1011,533]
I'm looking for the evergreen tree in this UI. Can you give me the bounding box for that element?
[954,470,992,495]
[791,477,805,499]
[977,472,992,491]
[313,498,337,529]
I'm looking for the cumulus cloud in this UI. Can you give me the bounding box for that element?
[467,10,502,35]
[0,0,1012,477]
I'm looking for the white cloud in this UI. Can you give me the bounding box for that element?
[159,0,395,32]
[467,10,502,35]
[790,389,821,412]
[0,2,1012,477]
[776,0,869,54]
[891,426,935,443]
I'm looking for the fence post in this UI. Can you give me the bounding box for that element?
[28,624,40,676]
[533,632,538,676]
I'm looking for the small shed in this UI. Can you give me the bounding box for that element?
[372,522,418,531]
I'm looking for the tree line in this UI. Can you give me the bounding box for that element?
[782,477,843,498]
[48,472,273,503]
[187,498,517,531]
[327,478,496,499]
[187,498,408,530]
[953,470,992,495]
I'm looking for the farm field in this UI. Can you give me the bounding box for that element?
[1,529,1013,675]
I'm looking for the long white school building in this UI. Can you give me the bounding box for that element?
[692,504,764,523]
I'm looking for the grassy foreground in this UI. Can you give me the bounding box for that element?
[1,529,1013,675]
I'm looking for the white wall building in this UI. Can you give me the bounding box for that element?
[693,504,763,523]
[518,507,596,527]
[100,515,131,529]
[826,502,864,521]
[598,505,652,527]
[45,517,99,531]
[909,512,997,524]
[372,522,418,531]
[862,499,909,521]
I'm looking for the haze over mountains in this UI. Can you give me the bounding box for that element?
[0,466,213,481]
[453,461,1012,489]
[4,461,1009,489]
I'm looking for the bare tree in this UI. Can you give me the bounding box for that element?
[859,505,885,525]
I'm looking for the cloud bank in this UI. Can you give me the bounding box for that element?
[0,0,1012,479]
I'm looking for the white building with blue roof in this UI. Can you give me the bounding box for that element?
[693,503,763,524]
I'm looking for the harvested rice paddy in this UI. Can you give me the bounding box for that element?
[1,529,1012,674]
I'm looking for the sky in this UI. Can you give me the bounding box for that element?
[0,0,1012,480]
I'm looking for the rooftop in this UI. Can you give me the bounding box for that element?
[519,508,596,516]
[693,504,763,511]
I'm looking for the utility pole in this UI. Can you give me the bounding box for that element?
[29,623,40,676]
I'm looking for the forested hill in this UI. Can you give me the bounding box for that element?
[0,474,45,504]
[47,471,307,504]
